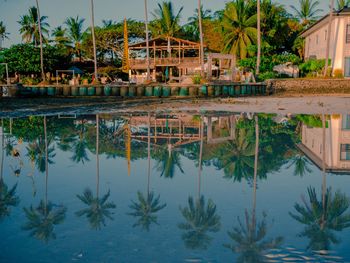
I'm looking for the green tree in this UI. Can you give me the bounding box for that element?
[186,5,212,41]
[290,187,350,251]
[290,0,323,25]
[220,0,257,59]
[336,0,350,10]
[150,1,183,38]
[0,21,10,49]
[64,16,86,61]
[52,26,70,52]
[18,6,49,46]
[178,196,221,250]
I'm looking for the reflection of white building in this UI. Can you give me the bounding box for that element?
[299,114,350,173]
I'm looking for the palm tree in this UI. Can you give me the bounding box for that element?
[150,1,183,56]
[187,5,212,41]
[290,187,350,251]
[324,0,335,77]
[90,0,98,81]
[35,0,45,81]
[26,138,55,173]
[220,0,257,59]
[18,6,49,46]
[178,196,221,250]
[76,115,116,230]
[128,113,166,231]
[225,116,283,262]
[0,21,10,49]
[22,117,67,243]
[144,0,151,81]
[290,0,323,25]
[51,26,70,50]
[65,16,85,61]
[256,0,261,75]
[102,19,116,28]
[337,0,350,10]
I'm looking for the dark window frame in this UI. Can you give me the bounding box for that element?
[346,24,350,44]
[340,144,350,161]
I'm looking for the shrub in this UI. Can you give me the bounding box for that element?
[333,69,344,78]
[299,59,330,77]
[192,74,202,84]
[257,72,277,81]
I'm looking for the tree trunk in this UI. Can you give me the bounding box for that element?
[324,0,335,77]
[198,0,205,77]
[35,0,45,81]
[256,0,261,76]
[144,0,151,81]
[90,0,98,81]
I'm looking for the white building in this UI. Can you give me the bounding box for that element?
[301,7,350,77]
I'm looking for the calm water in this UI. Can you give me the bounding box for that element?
[0,112,350,263]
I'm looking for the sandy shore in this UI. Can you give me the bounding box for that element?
[1,95,349,117]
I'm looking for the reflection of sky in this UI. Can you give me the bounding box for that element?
[1,124,350,262]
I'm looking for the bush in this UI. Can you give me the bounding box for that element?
[299,59,329,77]
[333,69,344,78]
[257,72,277,81]
[192,74,202,84]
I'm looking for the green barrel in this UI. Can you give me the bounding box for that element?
[120,86,128,97]
[189,86,198,96]
[79,87,87,96]
[153,86,162,97]
[228,86,235,96]
[262,85,266,95]
[39,87,47,96]
[56,86,63,96]
[214,86,222,97]
[96,86,103,96]
[136,86,145,97]
[47,87,56,96]
[179,87,189,96]
[111,86,120,96]
[71,86,79,96]
[170,86,179,96]
[162,86,171,97]
[88,86,96,96]
[31,86,39,95]
[199,85,207,97]
[208,86,214,97]
[63,86,71,96]
[128,86,136,97]
[222,86,229,96]
[145,86,153,96]
[234,85,241,96]
[104,85,112,96]
[241,85,247,95]
[251,85,256,95]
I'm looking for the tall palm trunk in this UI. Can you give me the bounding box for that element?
[256,0,261,75]
[198,0,205,77]
[90,0,98,81]
[324,0,335,77]
[96,114,100,198]
[144,0,151,81]
[35,0,45,81]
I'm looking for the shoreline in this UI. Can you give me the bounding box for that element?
[1,94,349,117]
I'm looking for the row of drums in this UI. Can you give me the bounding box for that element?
[20,84,267,97]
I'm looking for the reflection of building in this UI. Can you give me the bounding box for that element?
[299,114,350,173]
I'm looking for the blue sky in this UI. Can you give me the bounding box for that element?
[0,0,329,47]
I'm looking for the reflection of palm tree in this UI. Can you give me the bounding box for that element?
[287,152,312,177]
[178,196,221,250]
[70,135,90,164]
[290,187,350,251]
[76,188,116,230]
[225,211,283,263]
[22,200,66,243]
[22,117,67,243]
[212,128,255,182]
[154,146,184,178]
[76,115,116,230]
[128,191,166,231]
[129,113,166,231]
[26,138,55,173]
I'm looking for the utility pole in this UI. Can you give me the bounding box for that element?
[144,0,151,81]
[198,0,205,77]
[256,0,261,76]
[90,0,98,81]
[324,0,335,77]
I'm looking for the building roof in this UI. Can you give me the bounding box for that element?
[301,6,350,37]
[129,36,204,49]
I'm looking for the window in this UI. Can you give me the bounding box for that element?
[340,144,350,160]
[347,25,350,43]
[342,114,350,130]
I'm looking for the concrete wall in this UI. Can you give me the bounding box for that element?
[266,79,350,94]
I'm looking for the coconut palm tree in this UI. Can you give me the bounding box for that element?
[76,115,116,230]
[18,6,49,46]
[51,26,70,50]
[187,5,212,41]
[144,0,151,81]
[22,117,67,243]
[256,0,261,75]
[324,0,335,77]
[178,196,221,250]
[150,1,183,54]
[64,16,85,61]
[26,137,55,173]
[128,114,166,231]
[337,0,350,10]
[90,0,98,80]
[290,0,323,25]
[0,21,10,49]
[102,19,116,28]
[220,0,257,59]
[225,116,283,262]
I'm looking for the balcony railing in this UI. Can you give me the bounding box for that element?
[130,57,201,68]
